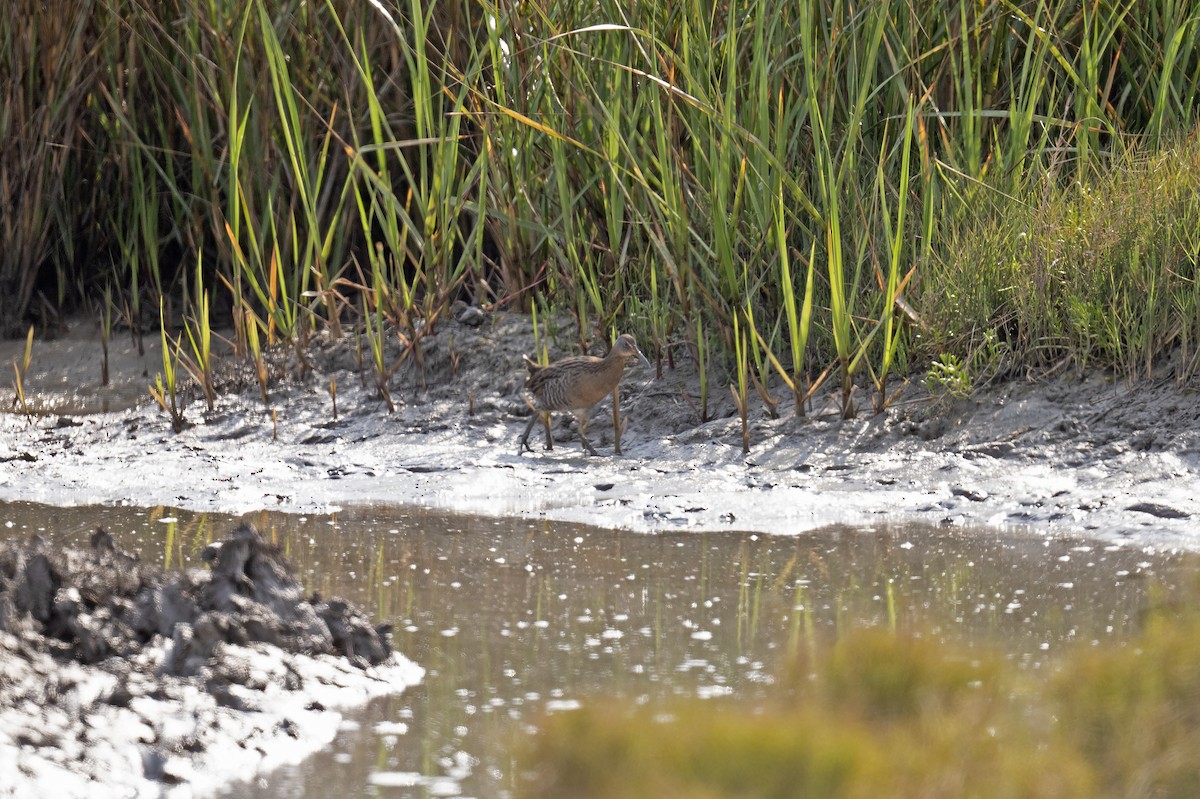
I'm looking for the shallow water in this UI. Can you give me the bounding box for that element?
[2,500,1196,798]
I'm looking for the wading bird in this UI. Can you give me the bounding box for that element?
[518,334,650,456]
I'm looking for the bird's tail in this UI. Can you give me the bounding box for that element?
[522,354,542,374]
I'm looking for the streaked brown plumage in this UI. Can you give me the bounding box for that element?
[519,334,650,455]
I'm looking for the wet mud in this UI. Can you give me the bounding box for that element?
[0,522,419,798]
[2,311,1198,548]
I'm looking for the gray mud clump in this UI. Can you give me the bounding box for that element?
[0,523,410,797]
[0,523,392,674]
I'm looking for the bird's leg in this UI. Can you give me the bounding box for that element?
[573,411,599,456]
[542,411,554,450]
[518,412,540,454]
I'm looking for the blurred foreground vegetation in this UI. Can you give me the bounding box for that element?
[3,0,1200,415]
[521,608,1200,799]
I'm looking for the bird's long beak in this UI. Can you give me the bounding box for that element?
[634,345,651,369]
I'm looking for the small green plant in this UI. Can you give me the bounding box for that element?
[971,328,1013,386]
[924,353,972,398]
[148,302,187,433]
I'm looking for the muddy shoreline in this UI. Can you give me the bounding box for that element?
[3,312,1198,549]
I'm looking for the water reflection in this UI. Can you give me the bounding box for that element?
[1,501,1196,799]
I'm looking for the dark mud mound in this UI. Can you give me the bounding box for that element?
[0,524,417,797]
[0,522,392,673]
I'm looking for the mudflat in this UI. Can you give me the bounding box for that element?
[2,312,1197,548]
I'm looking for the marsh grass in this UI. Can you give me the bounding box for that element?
[0,3,95,336]
[5,0,1200,427]
[929,134,1200,379]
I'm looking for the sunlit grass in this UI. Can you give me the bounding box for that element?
[4,0,1200,421]
[928,133,1200,379]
